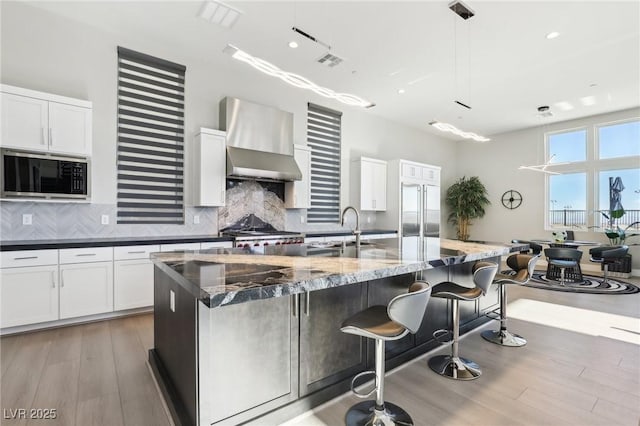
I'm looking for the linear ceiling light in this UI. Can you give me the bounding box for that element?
[223,44,375,108]
[518,154,569,175]
[429,121,490,142]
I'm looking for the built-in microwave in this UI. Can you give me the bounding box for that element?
[1,149,90,200]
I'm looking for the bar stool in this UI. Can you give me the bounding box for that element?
[589,245,629,284]
[341,281,432,426]
[544,247,583,285]
[428,261,498,380]
[481,254,540,347]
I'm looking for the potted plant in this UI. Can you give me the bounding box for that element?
[446,176,490,241]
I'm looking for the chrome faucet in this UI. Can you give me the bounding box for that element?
[341,206,361,248]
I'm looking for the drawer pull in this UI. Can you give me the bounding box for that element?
[14,256,38,260]
[76,253,97,257]
[127,251,146,254]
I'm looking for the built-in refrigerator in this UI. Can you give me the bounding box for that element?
[401,183,440,237]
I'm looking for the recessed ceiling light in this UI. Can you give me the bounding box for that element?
[580,96,596,106]
[198,0,243,29]
[398,89,405,94]
[555,101,574,111]
[288,41,298,49]
[546,31,560,40]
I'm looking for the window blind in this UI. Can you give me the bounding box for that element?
[116,47,186,224]
[307,103,342,223]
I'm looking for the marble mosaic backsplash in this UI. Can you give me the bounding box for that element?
[218,180,285,231]
[0,201,218,241]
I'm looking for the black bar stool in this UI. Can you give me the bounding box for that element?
[589,245,629,284]
[428,261,498,380]
[341,281,432,426]
[481,253,540,347]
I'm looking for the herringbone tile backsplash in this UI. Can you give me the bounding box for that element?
[0,202,219,241]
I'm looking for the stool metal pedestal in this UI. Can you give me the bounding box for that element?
[341,281,432,426]
[428,261,498,381]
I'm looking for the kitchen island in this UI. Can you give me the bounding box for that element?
[149,237,527,426]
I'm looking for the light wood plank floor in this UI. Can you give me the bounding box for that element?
[1,276,639,426]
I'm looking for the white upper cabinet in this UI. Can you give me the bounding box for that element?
[0,85,92,156]
[1,93,49,151]
[192,128,226,207]
[285,144,311,209]
[352,157,387,211]
[48,102,92,155]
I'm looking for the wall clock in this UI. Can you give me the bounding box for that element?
[501,190,523,210]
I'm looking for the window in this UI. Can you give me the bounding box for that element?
[116,47,186,224]
[306,103,342,223]
[547,129,586,163]
[598,120,640,159]
[545,118,640,230]
[549,173,587,227]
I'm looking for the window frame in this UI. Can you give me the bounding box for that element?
[306,102,342,224]
[116,46,186,225]
[544,117,640,231]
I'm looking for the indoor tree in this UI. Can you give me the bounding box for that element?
[446,176,491,241]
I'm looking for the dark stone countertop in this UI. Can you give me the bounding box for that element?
[0,235,234,251]
[152,237,528,308]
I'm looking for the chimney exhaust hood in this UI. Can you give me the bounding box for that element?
[220,97,302,181]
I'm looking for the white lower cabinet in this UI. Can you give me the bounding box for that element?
[0,265,59,328]
[114,259,154,310]
[113,244,158,311]
[59,261,113,319]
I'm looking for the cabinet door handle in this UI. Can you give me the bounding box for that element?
[304,291,310,317]
[14,256,38,260]
[292,294,298,317]
[60,271,64,288]
[49,128,53,146]
[127,251,146,254]
[51,271,56,289]
[76,253,96,257]
[42,127,46,145]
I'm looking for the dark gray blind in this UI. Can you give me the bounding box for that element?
[307,103,342,223]
[116,47,186,224]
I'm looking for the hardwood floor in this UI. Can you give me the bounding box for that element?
[0,315,169,426]
[1,277,639,426]
[283,277,640,426]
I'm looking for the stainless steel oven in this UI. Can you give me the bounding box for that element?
[1,149,91,200]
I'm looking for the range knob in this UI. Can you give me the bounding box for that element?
[254,243,260,246]
[263,242,269,246]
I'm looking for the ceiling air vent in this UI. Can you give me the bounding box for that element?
[317,52,344,68]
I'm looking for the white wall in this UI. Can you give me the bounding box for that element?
[1,1,457,236]
[455,107,640,269]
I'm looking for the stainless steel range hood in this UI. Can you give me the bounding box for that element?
[220,97,302,181]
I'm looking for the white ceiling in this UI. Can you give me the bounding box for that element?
[24,1,640,139]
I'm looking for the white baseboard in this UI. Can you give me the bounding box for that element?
[0,306,152,336]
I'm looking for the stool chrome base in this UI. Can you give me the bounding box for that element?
[481,329,527,347]
[345,400,413,426]
[428,354,482,380]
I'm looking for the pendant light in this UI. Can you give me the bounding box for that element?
[429,1,490,142]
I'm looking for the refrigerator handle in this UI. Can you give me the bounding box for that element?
[419,185,424,238]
